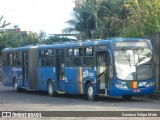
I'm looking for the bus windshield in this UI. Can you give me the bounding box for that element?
[114,48,152,81]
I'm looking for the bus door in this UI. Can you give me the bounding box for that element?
[22,52,29,87]
[96,51,108,94]
[56,49,65,91]
[28,48,38,89]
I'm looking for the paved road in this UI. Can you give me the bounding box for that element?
[0,82,160,120]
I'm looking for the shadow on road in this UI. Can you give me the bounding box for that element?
[11,89,147,103]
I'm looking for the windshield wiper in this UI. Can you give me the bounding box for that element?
[136,53,151,66]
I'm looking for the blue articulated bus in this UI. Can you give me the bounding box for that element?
[2,38,155,100]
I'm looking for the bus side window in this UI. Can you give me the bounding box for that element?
[46,50,54,66]
[7,53,13,66]
[67,49,73,56]
[74,48,83,56]
[66,58,73,66]
[6,53,9,66]
[85,47,93,56]
[13,52,17,66]
[41,59,46,66]
[17,52,22,66]
[15,52,18,66]
[3,53,7,66]
[39,51,45,66]
[39,50,54,66]
[74,58,82,66]
[97,53,106,66]
[84,57,93,67]
[84,47,93,67]
[97,52,107,75]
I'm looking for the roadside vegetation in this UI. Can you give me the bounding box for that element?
[63,0,160,39]
[1,0,160,49]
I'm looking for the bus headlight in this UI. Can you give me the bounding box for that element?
[146,82,155,87]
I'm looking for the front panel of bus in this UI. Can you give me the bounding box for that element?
[109,40,155,96]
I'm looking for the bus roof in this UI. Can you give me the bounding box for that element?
[2,38,150,52]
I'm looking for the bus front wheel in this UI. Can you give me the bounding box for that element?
[87,83,96,101]
[122,95,132,100]
[47,81,55,97]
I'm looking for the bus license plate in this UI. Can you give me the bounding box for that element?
[133,89,140,92]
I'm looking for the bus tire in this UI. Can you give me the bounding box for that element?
[47,80,55,97]
[122,95,132,100]
[87,83,96,101]
[13,80,19,92]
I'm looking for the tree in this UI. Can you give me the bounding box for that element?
[63,0,160,39]
[98,0,124,37]
[1,30,38,48]
[40,35,70,44]
[62,6,94,39]
[83,0,100,31]
[38,30,46,42]
[82,0,104,38]
[81,0,129,38]
[119,0,160,37]
[0,15,11,28]
[63,0,129,39]
[0,15,11,51]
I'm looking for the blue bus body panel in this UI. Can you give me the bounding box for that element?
[3,66,23,88]
[64,67,95,94]
[82,67,96,94]
[109,77,156,96]
[3,66,13,87]
[65,67,79,94]
[37,67,56,91]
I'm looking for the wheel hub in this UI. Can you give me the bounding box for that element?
[49,84,53,94]
[88,86,93,96]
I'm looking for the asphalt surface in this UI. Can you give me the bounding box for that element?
[0,82,160,120]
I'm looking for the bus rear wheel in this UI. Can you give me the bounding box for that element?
[13,80,23,92]
[13,80,18,92]
[87,83,97,101]
[47,81,55,97]
[122,95,132,100]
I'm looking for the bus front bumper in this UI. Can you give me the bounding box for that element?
[109,85,155,96]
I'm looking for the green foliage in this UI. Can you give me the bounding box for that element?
[99,0,127,37]
[38,30,46,42]
[40,35,70,45]
[0,15,11,49]
[0,16,39,51]
[0,15,11,28]
[120,0,160,37]
[0,30,38,48]
[63,0,130,39]
[62,6,94,39]
[64,0,160,39]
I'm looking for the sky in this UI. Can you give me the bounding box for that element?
[0,0,75,34]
